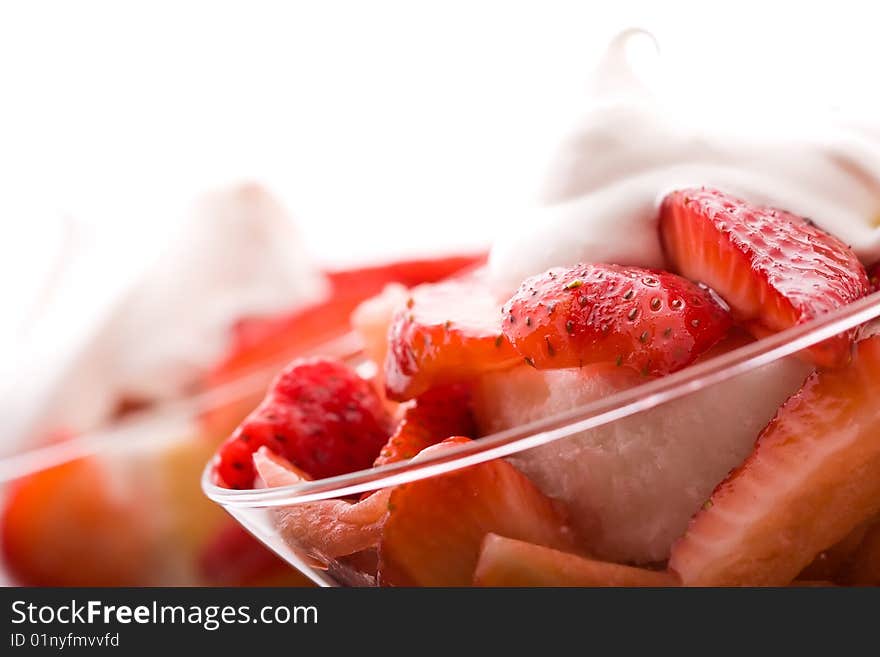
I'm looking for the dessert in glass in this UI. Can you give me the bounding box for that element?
[204,32,880,587]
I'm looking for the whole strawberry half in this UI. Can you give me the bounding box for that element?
[501,263,732,375]
[660,188,870,367]
[213,358,391,488]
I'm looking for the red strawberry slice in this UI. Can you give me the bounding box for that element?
[374,384,476,466]
[660,188,870,367]
[838,517,880,585]
[253,448,390,562]
[501,264,731,375]
[474,534,678,587]
[668,334,880,586]
[213,358,391,488]
[798,518,876,582]
[378,437,577,586]
[384,272,521,401]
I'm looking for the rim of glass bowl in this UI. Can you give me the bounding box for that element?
[0,332,365,484]
[202,289,880,509]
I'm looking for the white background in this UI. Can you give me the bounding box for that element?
[2,0,879,347]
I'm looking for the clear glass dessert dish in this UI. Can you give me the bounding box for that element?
[202,290,880,587]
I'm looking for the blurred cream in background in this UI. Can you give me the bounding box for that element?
[2,184,327,450]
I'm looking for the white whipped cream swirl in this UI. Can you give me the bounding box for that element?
[489,30,880,294]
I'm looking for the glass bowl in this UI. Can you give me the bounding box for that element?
[202,291,880,587]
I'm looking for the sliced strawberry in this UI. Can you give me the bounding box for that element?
[473,534,678,587]
[501,264,731,375]
[213,358,391,488]
[789,580,837,587]
[253,448,390,562]
[1,460,154,586]
[384,272,521,401]
[669,335,880,586]
[660,188,870,367]
[374,384,476,466]
[798,518,875,582]
[839,517,880,585]
[378,437,576,586]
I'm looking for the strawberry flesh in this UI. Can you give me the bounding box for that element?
[501,263,731,375]
[669,334,880,586]
[214,358,391,488]
[378,437,576,586]
[474,534,678,587]
[797,518,875,582]
[384,272,521,401]
[374,384,477,466]
[660,188,870,367]
[838,518,880,585]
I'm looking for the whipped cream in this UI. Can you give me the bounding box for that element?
[489,29,880,294]
[7,184,327,445]
[104,183,327,401]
